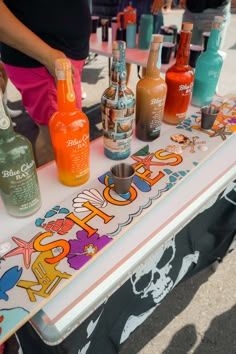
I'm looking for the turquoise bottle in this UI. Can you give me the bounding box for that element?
[101,41,135,160]
[191,16,224,107]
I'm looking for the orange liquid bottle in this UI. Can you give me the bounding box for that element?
[136,34,167,141]
[49,59,90,186]
[163,22,194,125]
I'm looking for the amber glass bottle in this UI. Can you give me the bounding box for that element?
[163,22,194,125]
[49,59,90,186]
[136,35,167,141]
[101,41,135,160]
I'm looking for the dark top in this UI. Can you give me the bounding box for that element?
[186,0,229,13]
[1,0,91,67]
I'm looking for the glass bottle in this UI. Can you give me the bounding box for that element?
[49,58,90,186]
[136,34,167,141]
[0,90,41,217]
[101,40,135,160]
[191,17,224,107]
[163,22,194,125]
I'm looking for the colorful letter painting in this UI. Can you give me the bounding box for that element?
[0,96,235,344]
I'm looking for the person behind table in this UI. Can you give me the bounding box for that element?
[0,0,91,164]
[179,0,231,49]
[118,0,172,84]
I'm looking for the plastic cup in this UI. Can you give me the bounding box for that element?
[201,105,219,130]
[189,44,203,68]
[110,163,135,195]
[126,23,137,48]
[138,14,153,50]
[91,16,99,34]
[161,42,175,64]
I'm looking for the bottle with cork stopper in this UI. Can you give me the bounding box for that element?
[191,16,224,107]
[163,22,194,125]
[136,34,167,141]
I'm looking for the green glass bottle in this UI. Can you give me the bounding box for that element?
[0,90,41,217]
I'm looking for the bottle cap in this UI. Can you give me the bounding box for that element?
[117,40,126,50]
[214,16,224,24]
[112,41,119,50]
[182,22,193,32]
[152,34,163,43]
[212,16,224,29]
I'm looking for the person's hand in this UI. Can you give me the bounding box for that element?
[43,48,67,78]
[43,48,75,83]
[179,0,186,8]
[151,0,164,14]
[162,0,172,14]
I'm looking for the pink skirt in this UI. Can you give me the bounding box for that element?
[4,59,85,125]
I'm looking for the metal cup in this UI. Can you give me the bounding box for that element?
[201,105,219,130]
[110,163,135,194]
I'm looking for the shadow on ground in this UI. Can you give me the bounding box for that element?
[163,304,236,354]
[120,268,213,354]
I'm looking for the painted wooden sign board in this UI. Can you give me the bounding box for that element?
[0,95,235,344]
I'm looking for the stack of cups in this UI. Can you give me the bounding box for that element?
[138,14,153,50]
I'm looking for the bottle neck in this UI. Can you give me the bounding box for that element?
[206,29,221,52]
[146,42,161,78]
[176,30,192,66]
[0,92,15,141]
[111,43,127,88]
[56,68,77,112]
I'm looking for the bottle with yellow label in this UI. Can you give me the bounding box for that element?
[49,59,90,186]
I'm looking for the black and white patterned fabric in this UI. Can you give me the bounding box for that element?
[16,181,236,354]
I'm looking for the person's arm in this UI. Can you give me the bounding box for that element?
[151,0,164,14]
[0,1,65,77]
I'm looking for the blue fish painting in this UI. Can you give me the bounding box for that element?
[0,266,23,301]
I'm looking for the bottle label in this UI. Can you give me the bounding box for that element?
[0,160,41,216]
[102,106,134,159]
[149,97,166,135]
[178,82,193,96]
[65,133,90,177]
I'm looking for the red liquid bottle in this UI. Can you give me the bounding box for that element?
[163,22,194,125]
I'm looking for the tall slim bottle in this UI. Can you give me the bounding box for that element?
[163,22,194,125]
[136,34,167,141]
[101,41,135,160]
[0,90,41,217]
[49,59,90,186]
[191,17,224,107]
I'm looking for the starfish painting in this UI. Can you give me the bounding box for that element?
[3,233,40,269]
[131,153,169,171]
[211,126,232,141]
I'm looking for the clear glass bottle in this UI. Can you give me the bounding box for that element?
[163,22,194,125]
[49,58,90,186]
[136,34,167,141]
[0,90,41,217]
[191,16,224,107]
[101,40,135,160]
